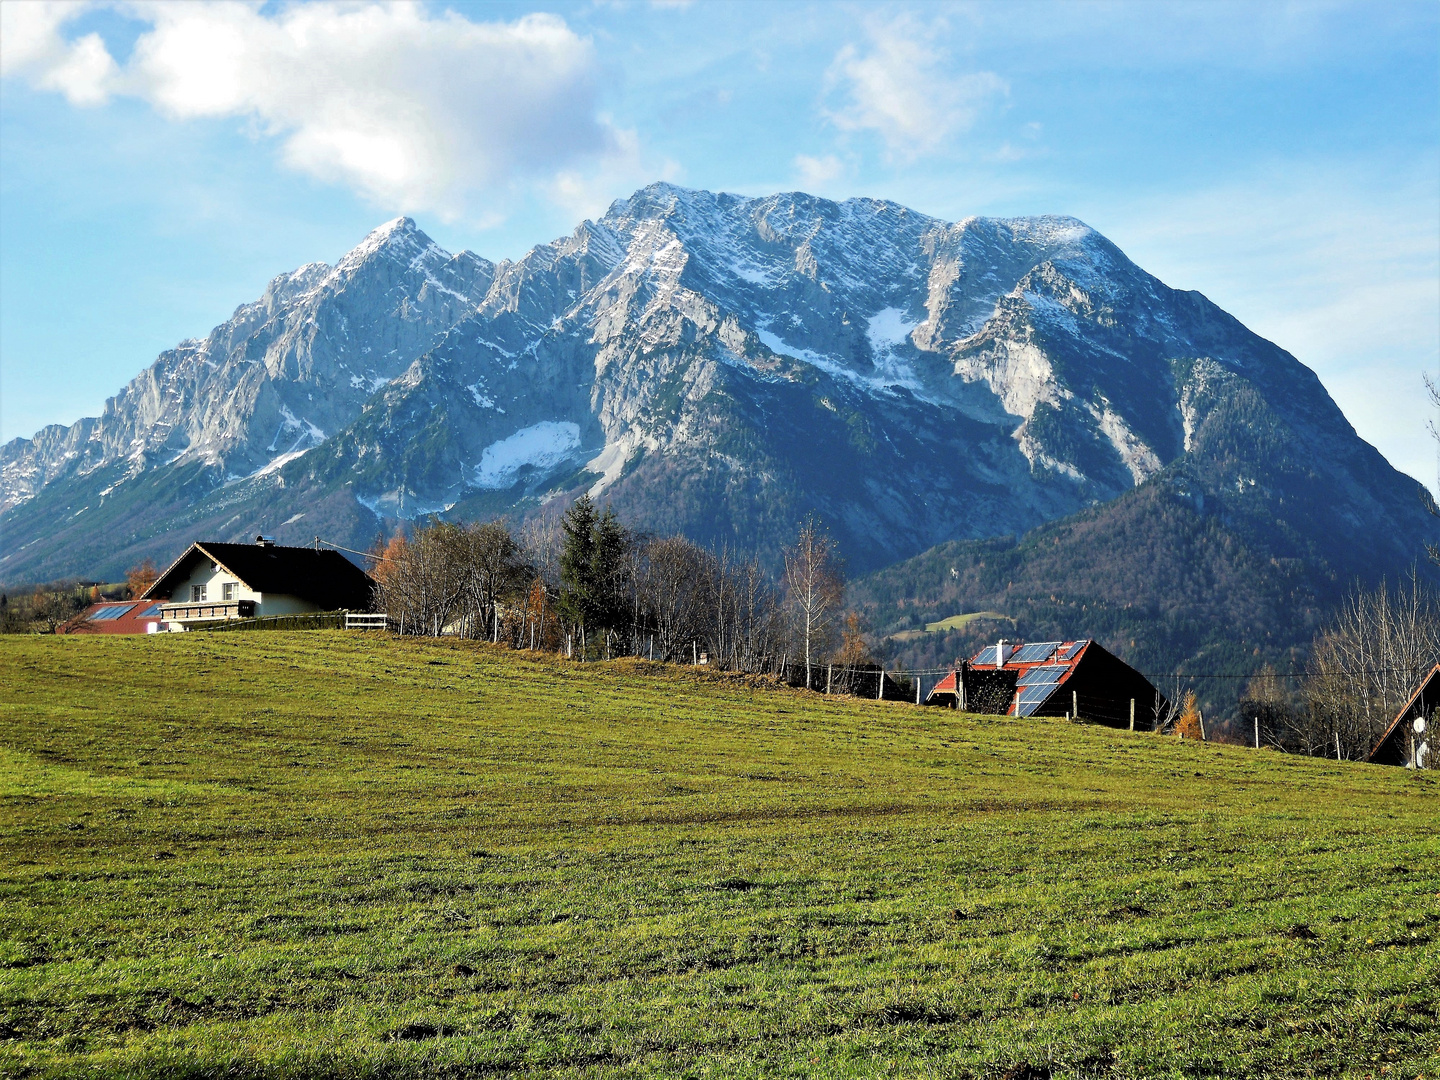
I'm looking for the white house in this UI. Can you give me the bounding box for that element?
[142,536,375,630]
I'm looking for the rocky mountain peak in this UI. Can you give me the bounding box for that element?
[2,183,1430,653]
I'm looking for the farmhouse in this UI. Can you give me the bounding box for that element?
[1367,664,1437,768]
[141,536,375,630]
[927,638,1166,729]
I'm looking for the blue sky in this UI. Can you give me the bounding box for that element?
[2,0,1437,488]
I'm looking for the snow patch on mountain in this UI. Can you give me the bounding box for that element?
[474,421,581,489]
[866,308,918,353]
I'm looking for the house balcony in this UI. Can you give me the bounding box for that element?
[160,599,256,623]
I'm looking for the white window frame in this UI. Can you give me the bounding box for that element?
[191,584,207,602]
[222,582,237,601]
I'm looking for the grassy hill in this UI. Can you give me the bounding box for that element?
[1,633,1437,1078]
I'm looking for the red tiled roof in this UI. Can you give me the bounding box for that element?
[930,639,1091,716]
[59,600,167,635]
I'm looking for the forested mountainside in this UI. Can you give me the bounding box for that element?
[852,447,1438,711]
[4,184,1434,689]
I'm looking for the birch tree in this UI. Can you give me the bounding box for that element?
[782,517,844,689]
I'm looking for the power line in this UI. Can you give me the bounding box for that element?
[317,537,379,560]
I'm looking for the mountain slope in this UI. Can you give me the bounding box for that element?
[2,183,1432,670]
[1,219,493,580]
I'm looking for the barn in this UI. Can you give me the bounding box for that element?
[1367,664,1438,768]
[926,639,1166,729]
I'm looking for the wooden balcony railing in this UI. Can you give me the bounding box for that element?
[160,600,256,622]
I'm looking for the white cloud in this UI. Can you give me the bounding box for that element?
[824,15,1007,159]
[546,127,681,223]
[0,1,118,105]
[1,2,634,220]
[793,153,846,189]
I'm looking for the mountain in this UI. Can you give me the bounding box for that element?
[1,219,493,578]
[3,185,1433,674]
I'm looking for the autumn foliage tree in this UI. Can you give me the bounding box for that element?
[126,558,158,599]
[1174,691,1204,739]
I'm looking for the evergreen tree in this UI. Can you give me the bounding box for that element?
[559,495,599,639]
[593,505,630,634]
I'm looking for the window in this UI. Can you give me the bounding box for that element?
[191,584,207,602]
[222,582,237,601]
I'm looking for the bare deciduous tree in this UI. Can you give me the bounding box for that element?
[1301,574,1440,758]
[636,535,710,661]
[783,517,844,689]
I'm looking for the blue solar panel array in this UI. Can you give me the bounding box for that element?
[973,645,998,666]
[1015,683,1056,716]
[1059,640,1088,660]
[138,603,164,618]
[1012,641,1061,663]
[1018,664,1068,686]
[90,604,136,622]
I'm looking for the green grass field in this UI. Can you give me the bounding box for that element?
[1,633,1437,1078]
[887,614,1013,643]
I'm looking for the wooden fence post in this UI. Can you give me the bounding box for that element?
[1072,690,1078,721]
[916,676,922,705]
[826,664,832,695]
[877,670,884,701]
[1129,698,1135,732]
[1254,716,1260,749]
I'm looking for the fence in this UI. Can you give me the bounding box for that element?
[190,610,346,632]
[344,612,391,631]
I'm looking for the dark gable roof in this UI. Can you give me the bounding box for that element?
[144,542,375,611]
[1368,664,1440,765]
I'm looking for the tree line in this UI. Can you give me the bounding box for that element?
[368,497,878,689]
[1238,573,1440,761]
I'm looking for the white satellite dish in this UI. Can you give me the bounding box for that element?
[1415,717,1427,735]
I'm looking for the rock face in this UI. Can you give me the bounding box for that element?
[1,218,492,512]
[1,184,1432,608]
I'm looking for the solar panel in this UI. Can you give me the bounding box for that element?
[90,605,135,622]
[1018,683,1054,704]
[1015,683,1054,716]
[1059,641,1088,660]
[973,646,998,666]
[1018,664,1068,686]
[138,603,164,618]
[1012,641,1061,663]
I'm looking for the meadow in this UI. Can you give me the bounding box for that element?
[0,632,1436,1078]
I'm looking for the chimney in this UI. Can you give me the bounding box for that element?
[255,535,275,547]
[996,639,1006,669]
